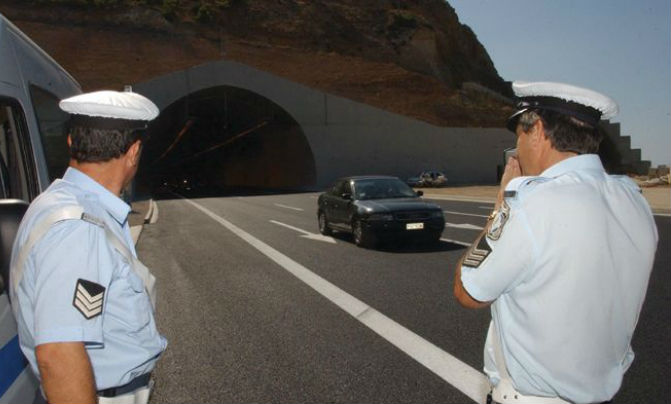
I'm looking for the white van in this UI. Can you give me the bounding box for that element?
[0,13,80,403]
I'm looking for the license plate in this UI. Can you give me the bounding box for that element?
[406,222,424,230]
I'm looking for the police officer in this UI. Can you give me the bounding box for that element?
[453,81,658,404]
[9,88,167,404]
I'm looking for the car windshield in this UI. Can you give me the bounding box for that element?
[353,178,417,200]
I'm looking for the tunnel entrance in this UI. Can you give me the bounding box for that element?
[140,86,316,192]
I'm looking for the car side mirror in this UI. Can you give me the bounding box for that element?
[416,190,423,197]
[341,192,352,200]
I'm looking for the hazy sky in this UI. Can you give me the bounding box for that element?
[450,0,670,166]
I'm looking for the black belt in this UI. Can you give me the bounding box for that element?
[487,393,613,404]
[97,373,151,398]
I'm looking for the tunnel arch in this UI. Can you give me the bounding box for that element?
[135,60,514,189]
[141,84,316,190]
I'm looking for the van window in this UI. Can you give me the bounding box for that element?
[30,86,70,181]
[0,100,33,201]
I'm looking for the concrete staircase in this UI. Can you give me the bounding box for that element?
[601,121,651,175]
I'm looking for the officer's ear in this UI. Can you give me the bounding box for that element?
[126,139,142,167]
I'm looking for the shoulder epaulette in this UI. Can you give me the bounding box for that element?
[81,212,106,228]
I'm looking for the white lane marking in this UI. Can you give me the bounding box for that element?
[423,195,496,204]
[274,203,305,211]
[440,238,473,247]
[270,220,336,244]
[479,206,494,210]
[443,210,488,218]
[654,212,671,217]
[309,195,319,199]
[445,222,484,231]
[182,197,489,403]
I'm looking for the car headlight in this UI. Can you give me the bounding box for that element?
[368,213,394,221]
[430,210,444,218]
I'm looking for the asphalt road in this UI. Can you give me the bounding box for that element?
[137,191,670,404]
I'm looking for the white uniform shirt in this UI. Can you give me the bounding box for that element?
[461,154,658,403]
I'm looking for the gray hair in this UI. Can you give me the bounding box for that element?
[517,109,602,154]
[518,110,542,132]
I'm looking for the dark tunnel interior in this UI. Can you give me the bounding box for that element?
[139,86,316,194]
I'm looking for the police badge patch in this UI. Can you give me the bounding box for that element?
[73,279,105,319]
[487,201,510,241]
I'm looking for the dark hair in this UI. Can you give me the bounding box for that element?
[518,109,602,154]
[69,126,142,163]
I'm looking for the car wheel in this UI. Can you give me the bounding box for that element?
[318,211,332,236]
[352,219,374,248]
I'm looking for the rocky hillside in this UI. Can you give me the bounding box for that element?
[1,0,513,126]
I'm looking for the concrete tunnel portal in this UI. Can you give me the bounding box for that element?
[140,85,317,191]
[135,60,513,191]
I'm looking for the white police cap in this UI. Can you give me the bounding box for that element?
[59,88,159,130]
[506,81,618,132]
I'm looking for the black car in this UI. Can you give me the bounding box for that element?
[317,176,445,248]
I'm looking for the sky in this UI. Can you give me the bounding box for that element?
[449,0,670,167]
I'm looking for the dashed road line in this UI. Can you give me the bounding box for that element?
[274,203,304,211]
[423,195,496,204]
[443,210,488,218]
[440,238,472,247]
[270,220,336,243]
[445,222,484,231]
[181,196,489,404]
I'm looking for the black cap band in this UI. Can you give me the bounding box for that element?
[506,96,602,132]
[69,115,148,131]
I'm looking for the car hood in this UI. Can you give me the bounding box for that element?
[355,198,440,212]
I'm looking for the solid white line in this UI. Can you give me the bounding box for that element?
[443,210,488,218]
[270,220,311,236]
[440,238,473,247]
[181,197,489,403]
[446,222,484,231]
[274,203,304,211]
[479,206,494,210]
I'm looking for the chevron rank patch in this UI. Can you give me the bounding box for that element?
[73,279,105,319]
[462,237,492,268]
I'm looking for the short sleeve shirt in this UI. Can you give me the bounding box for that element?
[10,167,167,390]
[461,155,658,403]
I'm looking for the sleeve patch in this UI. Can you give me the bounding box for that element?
[463,237,492,268]
[73,279,105,319]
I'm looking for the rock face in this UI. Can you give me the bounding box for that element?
[229,0,510,96]
[1,0,513,127]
